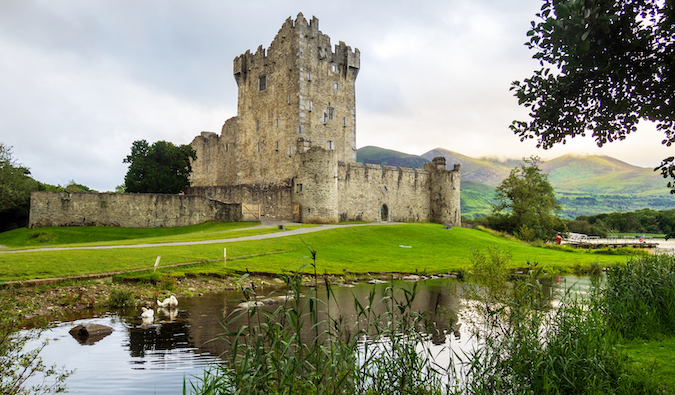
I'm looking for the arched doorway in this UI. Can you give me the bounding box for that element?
[380,204,389,222]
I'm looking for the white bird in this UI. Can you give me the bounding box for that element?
[157,295,178,309]
[140,306,154,320]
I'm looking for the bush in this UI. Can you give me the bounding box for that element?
[107,288,135,308]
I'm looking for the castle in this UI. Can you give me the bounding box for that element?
[187,14,461,225]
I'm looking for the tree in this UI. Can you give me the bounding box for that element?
[0,143,41,231]
[123,140,197,194]
[492,157,566,241]
[511,0,675,190]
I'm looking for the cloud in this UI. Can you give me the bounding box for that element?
[0,0,668,191]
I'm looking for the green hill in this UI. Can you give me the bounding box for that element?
[357,146,675,219]
[356,146,430,169]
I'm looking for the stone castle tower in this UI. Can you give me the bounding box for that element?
[188,14,461,225]
[190,14,359,188]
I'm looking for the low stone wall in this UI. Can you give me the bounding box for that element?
[28,192,241,229]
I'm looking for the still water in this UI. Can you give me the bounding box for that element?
[23,276,593,394]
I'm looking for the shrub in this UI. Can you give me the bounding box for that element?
[107,288,135,308]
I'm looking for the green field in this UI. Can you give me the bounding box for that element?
[0,222,632,282]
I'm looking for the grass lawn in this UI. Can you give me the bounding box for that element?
[0,223,631,282]
[622,337,675,392]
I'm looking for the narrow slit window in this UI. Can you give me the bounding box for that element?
[295,184,303,193]
[256,118,260,132]
[326,140,334,150]
[342,117,347,127]
[328,107,334,120]
[259,75,267,91]
[333,82,339,91]
[275,141,279,151]
[298,125,304,134]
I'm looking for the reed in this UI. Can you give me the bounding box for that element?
[601,254,675,339]
[462,248,662,394]
[187,246,456,395]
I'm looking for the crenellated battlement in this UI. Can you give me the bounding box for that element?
[337,161,430,186]
[233,13,359,82]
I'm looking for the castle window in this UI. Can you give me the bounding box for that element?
[225,143,229,152]
[330,63,338,73]
[275,118,279,127]
[307,72,312,81]
[322,112,328,124]
[276,141,279,151]
[333,82,339,91]
[295,184,303,193]
[308,100,313,111]
[257,142,261,154]
[288,147,293,157]
[298,125,304,134]
[288,95,291,104]
[256,118,260,132]
[342,117,347,127]
[326,140,334,150]
[259,75,267,91]
[328,107,334,120]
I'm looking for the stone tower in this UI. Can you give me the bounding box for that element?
[190,13,360,188]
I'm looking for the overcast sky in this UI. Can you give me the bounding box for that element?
[0,0,671,191]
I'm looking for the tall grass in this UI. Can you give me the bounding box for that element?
[187,246,456,395]
[462,248,662,394]
[602,254,675,339]
[187,248,673,394]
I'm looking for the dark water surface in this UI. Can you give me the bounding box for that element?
[23,276,592,394]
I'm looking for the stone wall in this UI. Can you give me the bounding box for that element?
[28,192,241,229]
[185,184,295,220]
[337,162,432,222]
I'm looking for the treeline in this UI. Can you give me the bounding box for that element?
[568,208,675,237]
[0,143,96,232]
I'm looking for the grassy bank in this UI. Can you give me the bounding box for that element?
[0,223,632,282]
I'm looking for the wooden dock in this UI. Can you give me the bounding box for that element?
[565,236,659,249]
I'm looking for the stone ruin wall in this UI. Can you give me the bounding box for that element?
[28,192,242,229]
[184,184,295,220]
[337,162,433,222]
[290,147,460,224]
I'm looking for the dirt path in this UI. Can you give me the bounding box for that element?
[0,222,402,254]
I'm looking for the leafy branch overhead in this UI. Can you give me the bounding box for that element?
[511,0,675,190]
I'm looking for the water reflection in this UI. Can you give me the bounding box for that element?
[21,276,586,394]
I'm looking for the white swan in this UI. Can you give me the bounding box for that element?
[140,306,154,320]
[157,295,178,309]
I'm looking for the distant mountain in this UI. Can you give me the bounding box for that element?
[359,146,675,219]
[422,148,518,187]
[356,146,430,169]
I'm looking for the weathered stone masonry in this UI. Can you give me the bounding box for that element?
[28,192,241,228]
[188,13,461,225]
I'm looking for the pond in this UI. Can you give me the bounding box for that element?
[22,275,592,394]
